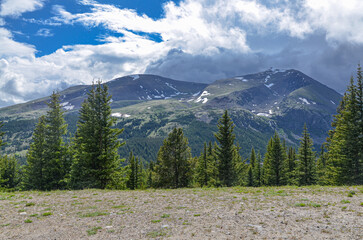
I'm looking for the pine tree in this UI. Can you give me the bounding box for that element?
[262,132,286,186]
[147,161,154,188]
[286,147,296,185]
[196,142,209,187]
[325,69,362,185]
[70,81,124,189]
[127,151,137,190]
[23,116,46,190]
[154,128,191,188]
[253,151,262,187]
[0,121,5,150]
[215,110,237,187]
[233,144,247,186]
[247,148,256,187]
[356,64,363,184]
[295,124,316,186]
[316,144,327,185]
[0,155,20,189]
[207,141,219,187]
[42,92,69,190]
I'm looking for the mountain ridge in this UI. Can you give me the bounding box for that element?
[0,69,342,162]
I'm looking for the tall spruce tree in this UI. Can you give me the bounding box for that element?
[0,155,20,189]
[325,67,363,185]
[215,110,237,187]
[316,144,327,185]
[356,64,363,184]
[127,151,137,190]
[0,121,4,149]
[154,128,191,188]
[41,92,69,190]
[70,81,124,189]
[24,116,46,190]
[196,142,209,187]
[253,151,262,187]
[286,147,296,185]
[295,124,316,186]
[262,132,287,186]
[247,148,256,187]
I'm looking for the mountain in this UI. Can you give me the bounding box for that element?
[0,69,342,162]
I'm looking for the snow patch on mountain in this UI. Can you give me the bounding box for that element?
[195,91,211,104]
[130,75,139,80]
[265,83,274,88]
[299,97,311,105]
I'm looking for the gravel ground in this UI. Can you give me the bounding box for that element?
[0,186,362,239]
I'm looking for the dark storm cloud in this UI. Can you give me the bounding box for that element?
[146,40,363,94]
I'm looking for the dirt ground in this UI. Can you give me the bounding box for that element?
[0,186,362,239]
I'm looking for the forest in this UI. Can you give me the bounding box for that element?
[0,66,362,191]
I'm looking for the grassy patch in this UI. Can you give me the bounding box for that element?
[24,219,32,223]
[25,202,35,207]
[295,203,306,207]
[341,200,350,204]
[146,230,167,238]
[87,226,102,236]
[161,214,170,218]
[42,212,52,216]
[80,211,109,218]
[151,219,161,223]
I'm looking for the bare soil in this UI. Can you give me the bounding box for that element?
[0,186,362,239]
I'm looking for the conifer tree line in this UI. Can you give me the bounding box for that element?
[0,66,362,190]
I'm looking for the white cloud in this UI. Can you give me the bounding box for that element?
[0,28,36,58]
[35,28,53,37]
[0,0,44,17]
[305,0,363,44]
[0,0,363,107]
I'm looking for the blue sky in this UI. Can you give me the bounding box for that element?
[0,0,363,107]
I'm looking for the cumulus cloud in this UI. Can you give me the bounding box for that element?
[0,0,44,17]
[0,0,363,107]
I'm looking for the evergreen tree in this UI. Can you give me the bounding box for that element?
[262,132,286,186]
[127,151,137,190]
[206,141,219,187]
[147,161,154,188]
[70,81,124,189]
[0,155,20,189]
[356,64,363,184]
[23,116,46,190]
[196,142,209,187]
[325,68,363,185]
[0,121,5,149]
[215,110,237,187]
[154,128,191,188]
[286,147,296,185]
[295,124,316,186]
[25,92,69,190]
[316,144,327,185]
[233,144,247,186]
[249,148,256,186]
[253,151,262,187]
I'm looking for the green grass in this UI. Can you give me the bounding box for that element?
[80,211,109,218]
[42,212,52,216]
[25,202,35,207]
[295,203,306,207]
[146,230,167,238]
[151,219,161,223]
[24,219,32,223]
[341,200,350,204]
[161,214,170,218]
[87,227,102,236]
